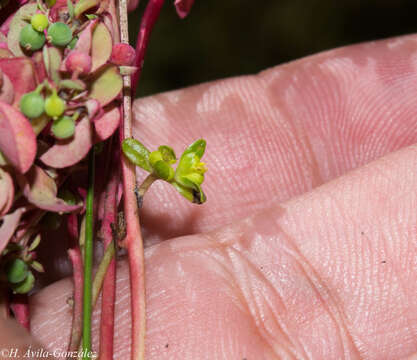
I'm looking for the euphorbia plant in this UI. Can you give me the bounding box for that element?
[0,0,204,359]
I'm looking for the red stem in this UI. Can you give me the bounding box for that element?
[98,143,120,360]
[132,0,165,96]
[10,295,29,331]
[67,248,84,352]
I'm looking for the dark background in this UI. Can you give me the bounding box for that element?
[128,0,417,98]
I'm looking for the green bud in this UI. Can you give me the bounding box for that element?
[6,259,28,284]
[153,160,175,181]
[158,145,176,164]
[31,14,49,32]
[20,91,45,119]
[51,115,75,139]
[45,0,57,7]
[12,271,35,294]
[47,22,73,47]
[19,24,46,51]
[45,92,66,119]
[149,150,163,167]
[184,172,204,186]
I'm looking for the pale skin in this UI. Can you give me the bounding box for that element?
[3,34,417,359]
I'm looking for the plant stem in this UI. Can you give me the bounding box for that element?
[132,0,165,96]
[98,145,119,360]
[92,240,115,307]
[67,248,84,353]
[119,1,146,359]
[82,148,95,360]
[135,174,158,208]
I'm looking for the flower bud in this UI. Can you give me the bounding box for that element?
[12,271,35,294]
[31,13,49,32]
[65,51,92,75]
[111,43,136,66]
[51,115,75,139]
[19,24,46,51]
[45,92,66,119]
[19,91,45,118]
[6,259,28,284]
[47,22,73,47]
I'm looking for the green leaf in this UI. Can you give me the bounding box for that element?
[59,79,86,91]
[172,181,206,204]
[6,259,28,284]
[67,0,75,19]
[183,139,206,159]
[28,234,41,251]
[158,145,176,164]
[30,260,45,273]
[153,160,174,181]
[89,65,123,107]
[122,138,152,172]
[74,0,99,18]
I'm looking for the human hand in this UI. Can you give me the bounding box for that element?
[26,34,417,359]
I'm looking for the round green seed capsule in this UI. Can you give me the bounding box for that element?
[12,271,35,294]
[31,14,49,32]
[19,91,45,118]
[6,259,28,284]
[45,92,66,118]
[19,24,46,51]
[51,116,75,139]
[47,22,72,47]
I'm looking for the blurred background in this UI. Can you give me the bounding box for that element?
[128,0,417,98]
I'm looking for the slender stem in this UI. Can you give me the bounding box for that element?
[92,241,115,307]
[135,174,158,208]
[132,0,165,96]
[82,148,95,360]
[67,248,84,353]
[119,1,146,359]
[98,145,119,360]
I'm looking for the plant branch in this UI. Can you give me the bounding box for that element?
[10,295,29,330]
[67,248,84,353]
[132,0,165,96]
[82,148,95,360]
[119,0,146,359]
[98,143,120,360]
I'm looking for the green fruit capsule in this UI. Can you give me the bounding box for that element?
[12,271,35,294]
[19,91,45,118]
[31,14,49,32]
[51,116,75,139]
[19,24,46,51]
[45,92,66,119]
[6,259,28,284]
[47,22,73,47]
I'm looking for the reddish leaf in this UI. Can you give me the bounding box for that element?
[0,101,36,173]
[0,168,14,216]
[94,106,120,141]
[174,0,195,18]
[17,165,81,213]
[0,207,26,254]
[0,58,36,106]
[74,19,98,55]
[0,72,14,104]
[40,116,93,169]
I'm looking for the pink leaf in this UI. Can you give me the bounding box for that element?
[73,19,98,56]
[128,0,140,12]
[94,106,120,141]
[0,72,14,104]
[0,101,36,173]
[0,168,14,216]
[0,207,26,254]
[17,165,81,213]
[174,0,195,18]
[40,116,93,169]
[0,58,36,106]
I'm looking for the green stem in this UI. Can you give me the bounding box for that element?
[82,148,95,360]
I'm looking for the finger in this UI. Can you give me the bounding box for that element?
[0,317,52,360]
[31,142,417,359]
[133,34,417,244]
